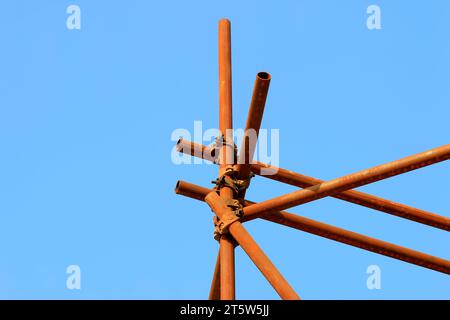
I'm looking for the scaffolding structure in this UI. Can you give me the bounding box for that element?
[174,19,450,300]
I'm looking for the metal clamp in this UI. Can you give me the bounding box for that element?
[236,171,255,193]
[210,134,238,165]
[211,173,239,194]
[211,198,243,241]
[213,214,240,241]
[225,198,243,215]
[211,170,254,197]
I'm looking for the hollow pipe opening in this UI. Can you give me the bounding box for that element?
[257,72,271,81]
[174,180,181,194]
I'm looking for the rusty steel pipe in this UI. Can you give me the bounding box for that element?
[228,222,301,299]
[219,235,235,300]
[176,138,216,162]
[218,18,234,174]
[235,72,271,181]
[175,139,450,231]
[175,180,450,275]
[209,251,221,300]
[217,18,236,300]
[205,192,300,299]
[251,162,450,231]
[243,144,450,221]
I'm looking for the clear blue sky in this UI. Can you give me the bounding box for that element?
[0,0,449,299]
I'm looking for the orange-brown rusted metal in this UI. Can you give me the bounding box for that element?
[175,139,450,231]
[209,251,221,300]
[176,138,216,162]
[235,72,271,182]
[219,235,235,300]
[217,18,236,300]
[243,144,450,220]
[218,18,234,175]
[250,161,450,231]
[174,18,449,299]
[175,180,450,275]
[228,222,300,300]
[205,191,301,299]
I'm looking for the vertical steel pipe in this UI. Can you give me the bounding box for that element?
[218,18,234,175]
[217,18,236,300]
[243,144,450,220]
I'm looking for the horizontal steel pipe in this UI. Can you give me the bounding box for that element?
[176,138,217,162]
[205,192,300,300]
[175,139,450,231]
[243,144,450,220]
[175,180,450,275]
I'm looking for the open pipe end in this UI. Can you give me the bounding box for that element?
[257,72,271,81]
[174,180,181,194]
[176,138,184,152]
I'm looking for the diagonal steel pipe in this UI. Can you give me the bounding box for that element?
[205,191,300,299]
[176,139,450,231]
[219,234,235,300]
[175,180,450,275]
[235,72,271,183]
[250,161,450,231]
[209,251,221,300]
[243,144,450,220]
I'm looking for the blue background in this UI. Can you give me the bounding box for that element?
[0,0,449,299]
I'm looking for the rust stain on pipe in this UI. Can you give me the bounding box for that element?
[176,180,450,275]
[175,140,450,231]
